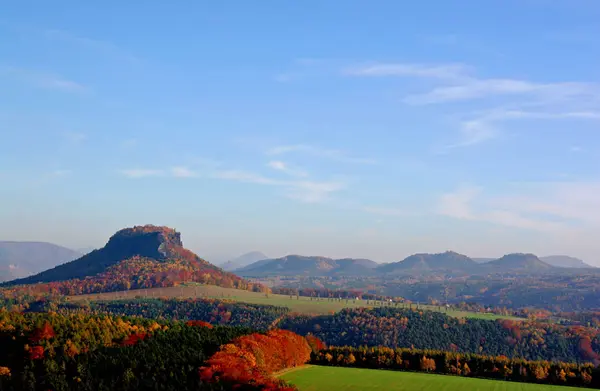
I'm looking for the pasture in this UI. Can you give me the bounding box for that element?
[69,283,519,319]
[280,366,579,391]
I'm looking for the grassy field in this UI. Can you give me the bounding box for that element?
[68,283,519,319]
[280,366,579,391]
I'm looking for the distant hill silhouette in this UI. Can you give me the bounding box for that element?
[220,251,269,271]
[484,253,553,271]
[232,250,569,277]
[377,251,477,274]
[0,241,82,282]
[540,255,593,268]
[472,257,495,263]
[237,255,378,277]
[3,225,263,294]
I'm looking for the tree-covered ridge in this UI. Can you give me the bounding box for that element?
[280,307,600,364]
[38,298,600,365]
[0,309,256,390]
[57,298,290,331]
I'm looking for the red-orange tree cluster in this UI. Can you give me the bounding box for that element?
[199,329,311,390]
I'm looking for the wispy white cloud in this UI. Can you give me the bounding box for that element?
[171,166,197,178]
[444,119,497,149]
[1,66,86,93]
[437,182,600,232]
[346,62,598,106]
[267,144,377,165]
[213,169,345,203]
[362,206,412,217]
[120,167,198,179]
[267,160,308,177]
[211,169,278,185]
[405,79,598,105]
[343,63,469,81]
[119,164,344,203]
[43,29,140,64]
[283,180,346,203]
[346,61,600,149]
[438,108,600,150]
[51,169,72,177]
[120,169,164,178]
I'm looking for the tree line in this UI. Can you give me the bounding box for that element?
[313,345,598,388]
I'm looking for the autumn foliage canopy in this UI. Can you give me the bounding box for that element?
[199,329,311,390]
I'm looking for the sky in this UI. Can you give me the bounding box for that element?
[1,1,600,265]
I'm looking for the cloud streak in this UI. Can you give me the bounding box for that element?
[267,160,308,177]
[436,182,600,233]
[343,62,469,81]
[120,165,345,203]
[267,144,377,165]
[347,61,600,148]
[43,29,140,64]
[1,66,86,93]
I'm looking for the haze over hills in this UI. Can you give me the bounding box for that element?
[377,251,477,274]
[220,251,269,271]
[483,253,553,271]
[0,241,82,282]
[474,255,593,268]
[3,225,261,294]
[540,255,594,269]
[235,251,586,277]
[236,255,379,277]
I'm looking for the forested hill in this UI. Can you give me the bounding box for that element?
[51,298,600,365]
[2,225,265,295]
[281,307,600,364]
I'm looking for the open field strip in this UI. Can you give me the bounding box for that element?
[280,366,580,391]
[69,283,520,319]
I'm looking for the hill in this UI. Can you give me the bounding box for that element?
[236,255,378,277]
[220,251,269,271]
[540,255,593,268]
[484,253,553,271]
[0,241,82,282]
[2,225,263,295]
[377,251,477,274]
[472,257,495,263]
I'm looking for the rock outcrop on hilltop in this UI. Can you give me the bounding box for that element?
[3,225,264,295]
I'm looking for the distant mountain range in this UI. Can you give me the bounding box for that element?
[235,251,595,277]
[220,251,269,271]
[1,235,595,284]
[0,241,82,282]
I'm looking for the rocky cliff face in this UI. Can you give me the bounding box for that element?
[105,225,183,259]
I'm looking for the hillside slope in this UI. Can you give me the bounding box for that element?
[377,251,477,274]
[237,255,378,277]
[0,241,82,282]
[484,253,553,272]
[3,225,263,295]
[540,255,593,268]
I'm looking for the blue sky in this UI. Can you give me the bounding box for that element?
[1,1,600,264]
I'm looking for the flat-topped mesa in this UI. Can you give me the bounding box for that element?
[105,225,183,259]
